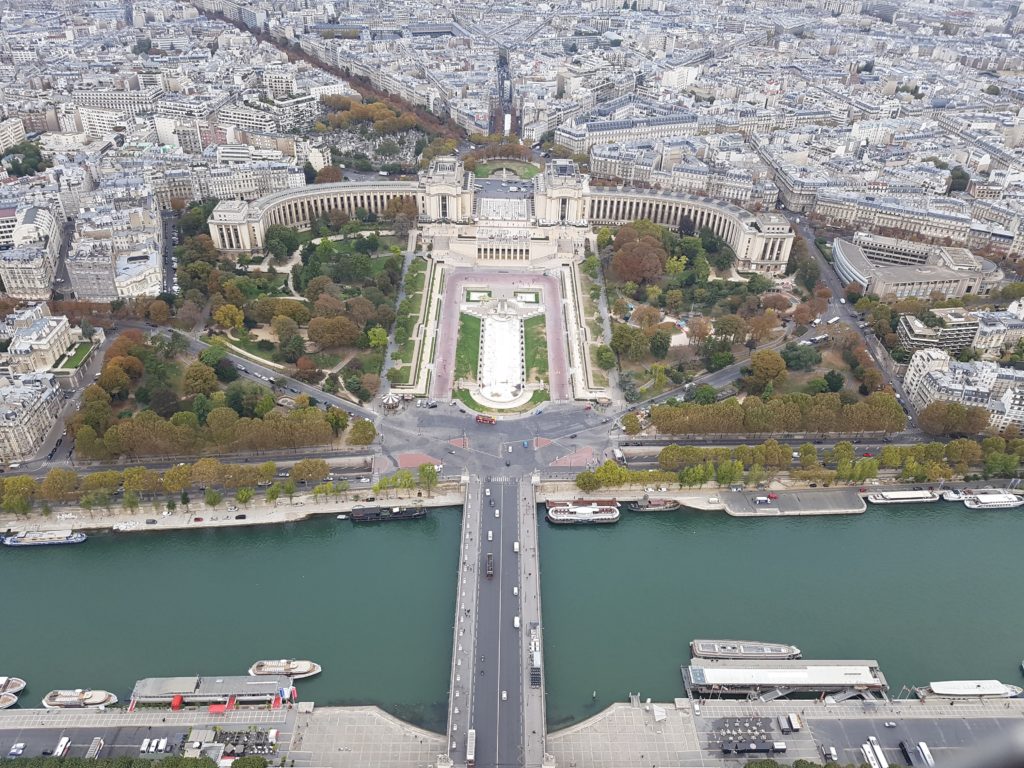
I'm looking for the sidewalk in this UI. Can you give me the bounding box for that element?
[0,487,466,536]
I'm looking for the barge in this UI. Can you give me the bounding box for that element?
[1,530,86,547]
[691,639,802,660]
[42,689,117,709]
[546,503,620,524]
[249,660,321,679]
[349,506,426,522]
[866,490,940,504]
[545,498,618,510]
[917,680,1023,699]
[626,495,681,512]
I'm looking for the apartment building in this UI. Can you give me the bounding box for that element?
[0,117,27,153]
[903,349,1024,434]
[0,206,62,300]
[896,309,980,355]
[0,373,62,462]
[0,304,73,374]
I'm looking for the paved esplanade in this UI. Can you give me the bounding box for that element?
[445,471,547,768]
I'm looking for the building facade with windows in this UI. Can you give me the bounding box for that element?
[0,373,62,462]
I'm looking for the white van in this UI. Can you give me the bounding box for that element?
[513,586,519,596]
[513,541,519,553]
[501,690,507,701]
[487,530,493,541]
[513,616,520,629]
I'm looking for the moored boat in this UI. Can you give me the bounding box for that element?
[42,689,117,709]
[690,639,802,660]
[963,491,1024,510]
[545,503,619,524]
[1,530,87,547]
[917,680,1023,699]
[866,490,940,504]
[626,495,681,512]
[349,506,426,522]
[942,489,965,502]
[249,659,321,679]
[0,677,26,695]
[545,498,618,510]
[0,693,16,710]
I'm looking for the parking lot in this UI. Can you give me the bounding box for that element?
[2,725,190,760]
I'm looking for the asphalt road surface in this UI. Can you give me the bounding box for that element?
[469,478,524,768]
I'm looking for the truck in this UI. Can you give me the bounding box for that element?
[612,448,625,464]
[754,496,771,504]
[788,714,802,732]
[777,716,792,734]
[466,729,476,768]
[486,553,494,577]
[475,414,496,425]
[811,318,822,327]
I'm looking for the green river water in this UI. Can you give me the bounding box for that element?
[4,502,1024,733]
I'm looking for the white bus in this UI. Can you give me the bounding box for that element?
[466,729,476,768]
[55,737,71,758]
[868,736,889,768]
[917,742,935,767]
[827,317,841,325]
[140,739,151,754]
[157,738,168,753]
[861,744,881,768]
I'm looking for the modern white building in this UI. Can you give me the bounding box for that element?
[832,232,1003,300]
[0,117,27,153]
[0,373,62,462]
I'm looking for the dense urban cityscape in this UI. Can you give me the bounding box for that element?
[1,0,1024,766]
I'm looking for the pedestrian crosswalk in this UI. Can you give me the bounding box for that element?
[486,476,516,483]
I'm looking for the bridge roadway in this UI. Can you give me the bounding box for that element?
[445,474,547,768]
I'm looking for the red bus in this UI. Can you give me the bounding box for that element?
[475,415,496,424]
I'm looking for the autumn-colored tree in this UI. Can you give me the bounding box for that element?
[315,165,343,183]
[748,349,788,389]
[748,311,781,342]
[183,361,219,396]
[348,419,377,445]
[213,303,245,331]
[39,468,79,502]
[631,305,662,330]
[147,299,171,325]
[761,294,790,313]
[308,316,361,348]
[687,316,712,347]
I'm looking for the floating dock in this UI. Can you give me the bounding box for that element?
[866,490,940,504]
[682,658,888,699]
[691,639,801,660]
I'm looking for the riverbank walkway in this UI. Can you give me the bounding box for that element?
[547,696,1024,768]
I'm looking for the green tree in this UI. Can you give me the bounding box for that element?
[824,369,844,392]
[691,384,717,404]
[418,463,439,497]
[575,471,601,491]
[367,326,389,349]
[649,329,671,360]
[204,488,223,508]
[622,413,642,435]
[594,345,616,370]
[235,487,254,506]
[266,483,281,505]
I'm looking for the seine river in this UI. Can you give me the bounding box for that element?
[5,502,1024,733]
[539,501,1024,728]
[0,512,461,732]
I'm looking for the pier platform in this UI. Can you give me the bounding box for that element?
[683,658,887,697]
